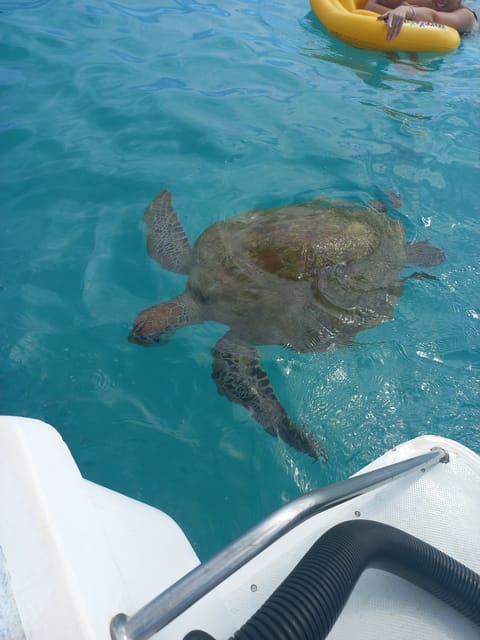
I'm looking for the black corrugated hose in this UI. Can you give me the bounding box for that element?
[184,519,480,640]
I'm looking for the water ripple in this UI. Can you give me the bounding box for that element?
[108,0,230,22]
[131,76,188,91]
[2,0,480,559]
[0,0,51,13]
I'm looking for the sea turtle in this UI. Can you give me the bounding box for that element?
[129,190,444,462]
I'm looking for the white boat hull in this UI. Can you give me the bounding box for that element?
[0,416,478,639]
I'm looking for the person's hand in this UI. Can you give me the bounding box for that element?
[377,5,416,40]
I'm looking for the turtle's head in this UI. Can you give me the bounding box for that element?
[129,295,200,346]
[129,302,181,346]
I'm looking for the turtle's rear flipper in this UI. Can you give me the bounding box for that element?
[406,240,445,267]
[143,190,193,274]
[212,333,327,462]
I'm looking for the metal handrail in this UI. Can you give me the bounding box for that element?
[110,446,448,640]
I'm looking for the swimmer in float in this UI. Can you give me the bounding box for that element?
[365,0,478,40]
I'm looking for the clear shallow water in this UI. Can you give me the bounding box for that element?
[2,0,479,559]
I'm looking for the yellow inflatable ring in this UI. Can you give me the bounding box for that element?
[310,0,460,51]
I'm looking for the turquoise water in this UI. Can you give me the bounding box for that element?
[2,0,479,559]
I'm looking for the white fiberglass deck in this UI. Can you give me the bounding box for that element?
[0,416,478,639]
[155,434,480,640]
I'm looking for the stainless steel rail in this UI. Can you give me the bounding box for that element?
[110,446,448,640]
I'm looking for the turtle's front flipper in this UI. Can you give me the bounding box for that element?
[143,190,193,274]
[212,332,327,462]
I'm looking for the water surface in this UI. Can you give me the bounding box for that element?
[2,0,479,559]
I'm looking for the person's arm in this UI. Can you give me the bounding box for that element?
[365,0,419,40]
[372,3,477,40]
[371,4,418,40]
[419,6,478,31]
